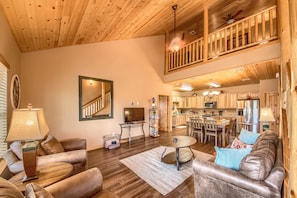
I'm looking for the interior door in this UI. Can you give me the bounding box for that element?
[159,95,169,131]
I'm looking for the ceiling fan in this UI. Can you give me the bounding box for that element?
[216,10,245,29]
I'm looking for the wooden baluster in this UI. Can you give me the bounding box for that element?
[248,19,252,43]
[262,12,266,40]
[269,8,274,38]
[255,15,259,42]
[236,24,239,48]
[224,29,227,52]
[242,21,245,46]
[219,31,222,54]
[196,40,199,62]
[200,39,203,60]
[230,26,233,50]
[208,36,212,57]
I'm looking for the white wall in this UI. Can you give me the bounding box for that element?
[20,35,172,150]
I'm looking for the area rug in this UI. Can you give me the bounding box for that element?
[120,146,213,196]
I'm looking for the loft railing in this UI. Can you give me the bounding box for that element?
[82,92,111,118]
[166,6,277,73]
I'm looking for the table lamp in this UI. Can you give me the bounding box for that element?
[5,106,49,182]
[259,107,275,131]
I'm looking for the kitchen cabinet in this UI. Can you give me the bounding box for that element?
[226,93,238,108]
[191,96,198,108]
[181,97,191,108]
[176,115,186,126]
[238,91,259,100]
[204,95,218,103]
[197,96,204,108]
[217,94,226,108]
[172,96,181,103]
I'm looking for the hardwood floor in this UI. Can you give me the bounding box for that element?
[88,128,216,198]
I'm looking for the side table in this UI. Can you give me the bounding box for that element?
[9,162,73,192]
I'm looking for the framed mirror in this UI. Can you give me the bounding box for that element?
[79,76,113,121]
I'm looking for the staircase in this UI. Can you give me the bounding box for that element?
[82,92,111,118]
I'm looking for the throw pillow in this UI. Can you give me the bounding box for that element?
[41,135,64,154]
[10,141,23,160]
[2,150,19,166]
[25,183,54,198]
[214,146,252,170]
[238,128,260,144]
[231,137,253,149]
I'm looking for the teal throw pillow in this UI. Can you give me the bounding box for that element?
[238,128,260,144]
[214,146,252,170]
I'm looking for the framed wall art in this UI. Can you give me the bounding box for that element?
[10,74,21,109]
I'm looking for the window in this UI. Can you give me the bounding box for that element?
[0,62,7,156]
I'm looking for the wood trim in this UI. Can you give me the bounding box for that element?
[0,54,10,69]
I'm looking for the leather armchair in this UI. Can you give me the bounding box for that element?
[0,167,103,198]
[3,137,87,176]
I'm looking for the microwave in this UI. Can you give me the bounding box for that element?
[204,102,217,108]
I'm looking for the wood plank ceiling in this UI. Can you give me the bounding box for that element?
[0,0,275,53]
[0,0,278,91]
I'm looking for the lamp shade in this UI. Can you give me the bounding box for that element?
[259,107,275,122]
[6,108,49,142]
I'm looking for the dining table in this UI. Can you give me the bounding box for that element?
[187,118,230,147]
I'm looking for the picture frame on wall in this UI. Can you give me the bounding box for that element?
[10,74,21,109]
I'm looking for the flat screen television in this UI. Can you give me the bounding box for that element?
[124,107,145,123]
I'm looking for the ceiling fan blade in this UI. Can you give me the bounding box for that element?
[233,10,242,18]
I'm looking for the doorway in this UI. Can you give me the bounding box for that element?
[158,95,169,132]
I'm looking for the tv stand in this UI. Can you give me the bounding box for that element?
[119,121,145,145]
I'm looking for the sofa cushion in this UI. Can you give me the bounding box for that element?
[41,135,64,154]
[2,149,19,167]
[214,146,252,170]
[25,183,54,198]
[238,129,260,145]
[239,134,277,180]
[10,141,23,160]
[0,177,24,198]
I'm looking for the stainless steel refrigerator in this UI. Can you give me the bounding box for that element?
[237,99,260,133]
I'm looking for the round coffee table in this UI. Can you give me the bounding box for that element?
[9,162,73,192]
[159,136,197,170]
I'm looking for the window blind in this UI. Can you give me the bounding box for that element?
[0,62,7,157]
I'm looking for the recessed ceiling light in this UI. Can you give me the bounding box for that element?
[234,67,245,72]
[180,83,192,91]
[208,81,221,88]
[242,78,250,81]
[189,30,196,35]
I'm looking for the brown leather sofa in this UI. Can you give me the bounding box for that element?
[3,135,87,176]
[192,131,285,198]
[0,167,103,198]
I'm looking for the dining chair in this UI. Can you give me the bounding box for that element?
[204,119,222,146]
[191,118,204,143]
[227,118,237,144]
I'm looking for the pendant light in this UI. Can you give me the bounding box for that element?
[169,5,182,52]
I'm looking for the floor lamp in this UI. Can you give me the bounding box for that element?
[5,107,49,182]
[259,107,275,131]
